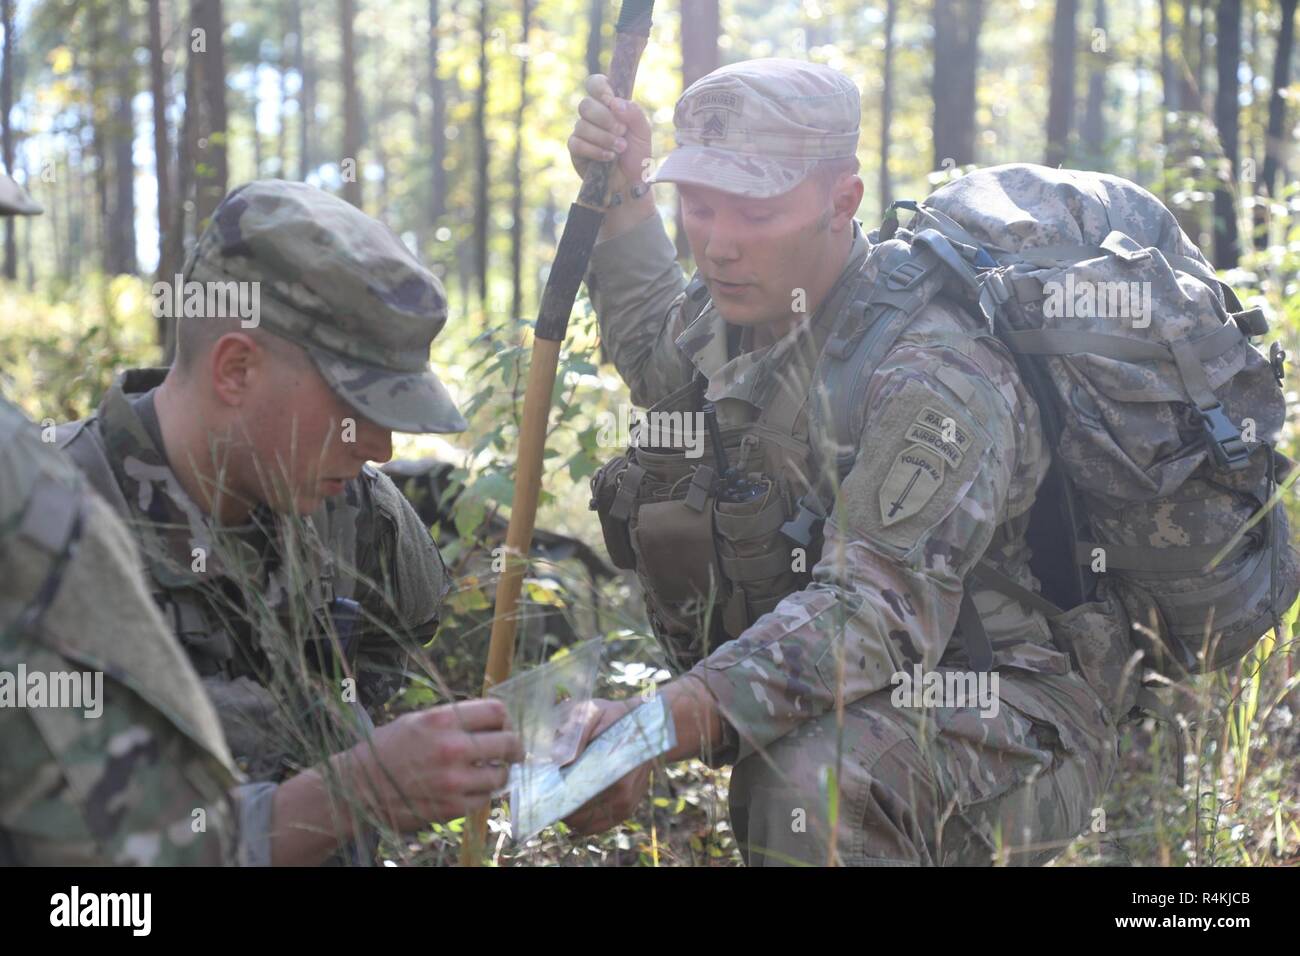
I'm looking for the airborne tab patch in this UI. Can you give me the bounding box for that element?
[903,406,970,467]
[879,444,945,526]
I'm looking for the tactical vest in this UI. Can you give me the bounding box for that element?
[591,256,908,672]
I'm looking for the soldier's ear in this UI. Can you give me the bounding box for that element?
[830,174,863,232]
[208,332,260,406]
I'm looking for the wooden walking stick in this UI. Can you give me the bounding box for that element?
[461,0,656,865]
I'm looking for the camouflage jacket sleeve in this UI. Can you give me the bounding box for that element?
[688,312,1038,763]
[0,483,236,865]
[0,671,236,865]
[351,465,451,703]
[586,213,697,407]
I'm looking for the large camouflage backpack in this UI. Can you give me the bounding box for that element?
[816,163,1299,719]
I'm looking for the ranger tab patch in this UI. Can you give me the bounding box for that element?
[879,444,945,526]
[903,406,971,467]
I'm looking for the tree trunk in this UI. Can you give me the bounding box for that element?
[1159,0,1172,154]
[176,9,199,260]
[430,0,446,224]
[371,50,389,219]
[880,0,897,213]
[677,0,719,258]
[149,0,177,294]
[88,3,111,274]
[585,0,603,77]
[474,0,489,311]
[1196,0,1208,108]
[1081,0,1106,166]
[1213,0,1241,268]
[510,0,532,323]
[294,0,311,180]
[1046,0,1079,167]
[108,0,137,275]
[1164,0,1185,113]
[192,0,228,230]
[1261,0,1296,202]
[277,0,289,174]
[1178,0,1200,106]
[249,80,261,176]
[2,0,16,280]
[340,0,362,207]
[932,0,983,169]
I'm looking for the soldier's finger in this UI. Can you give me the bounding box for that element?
[462,764,512,790]
[578,96,625,136]
[618,99,653,141]
[441,697,509,732]
[465,730,525,764]
[575,118,624,153]
[569,133,617,165]
[584,73,613,100]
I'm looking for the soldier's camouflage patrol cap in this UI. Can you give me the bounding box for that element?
[186,179,467,433]
[0,173,42,215]
[651,58,861,199]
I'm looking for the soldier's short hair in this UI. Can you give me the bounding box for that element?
[173,315,310,377]
[811,156,861,196]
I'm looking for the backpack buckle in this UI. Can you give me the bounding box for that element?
[1270,341,1287,385]
[1233,307,1269,337]
[977,269,1012,330]
[886,259,930,290]
[1199,403,1250,471]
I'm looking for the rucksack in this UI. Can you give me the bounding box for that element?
[813,163,1298,720]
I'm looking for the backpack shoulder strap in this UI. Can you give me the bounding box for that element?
[782,239,954,549]
[813,238,954,480]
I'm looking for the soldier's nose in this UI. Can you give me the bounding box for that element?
[357,422,393,464]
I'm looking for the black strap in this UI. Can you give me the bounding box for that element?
[968,559,1063,618]
[957,588,994,673]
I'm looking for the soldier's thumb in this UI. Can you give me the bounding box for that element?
[612,97,653,143]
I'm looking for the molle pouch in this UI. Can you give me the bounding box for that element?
[713,478,801,638]
[628,460,725,651]
[590,455,637,570]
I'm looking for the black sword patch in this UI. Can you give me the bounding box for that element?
[879,444,944,527]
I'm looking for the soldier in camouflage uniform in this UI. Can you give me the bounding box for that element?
[564,60,1117,865]
[56,180,521,865]
[0,174,237,865]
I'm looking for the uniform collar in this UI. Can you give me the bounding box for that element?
[674,220,871,409]
[96,369,326,594]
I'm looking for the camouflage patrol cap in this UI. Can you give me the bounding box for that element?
[0,173,42,215]
[650,58,861,199]
[186,179,467,433]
